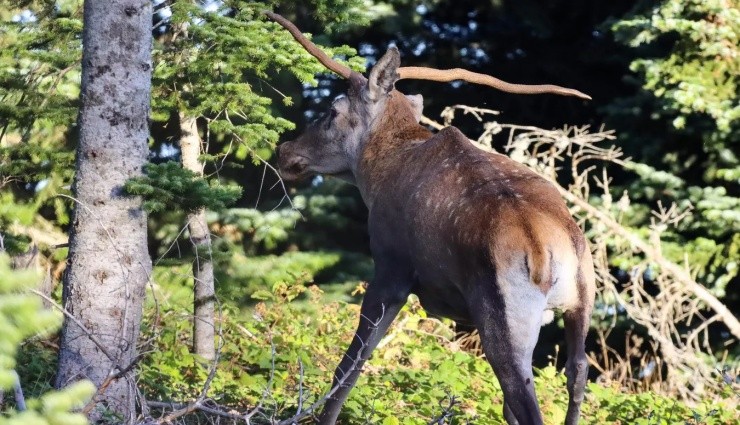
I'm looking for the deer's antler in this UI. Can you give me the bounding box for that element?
[397,67,591,99]
[264,11,591,100]
[265,11,353,78]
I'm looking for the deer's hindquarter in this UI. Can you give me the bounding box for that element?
[369,130,585,324]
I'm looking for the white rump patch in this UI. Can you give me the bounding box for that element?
[498,267,548,372]
[541,309,555,326]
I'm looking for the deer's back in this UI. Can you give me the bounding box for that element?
[369,126,586,313]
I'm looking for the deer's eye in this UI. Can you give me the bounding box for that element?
[324,108,338,130]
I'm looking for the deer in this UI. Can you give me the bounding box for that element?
[266,12,596,425]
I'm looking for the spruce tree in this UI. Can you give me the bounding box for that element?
[54,1,153,421]
[0,1,82,254]
[608,0,739,295]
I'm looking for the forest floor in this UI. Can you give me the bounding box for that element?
[15,264,739,424]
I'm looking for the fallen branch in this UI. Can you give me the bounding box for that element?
[427,393,460,425]
[557,186,740,339]
[421,114,739,339]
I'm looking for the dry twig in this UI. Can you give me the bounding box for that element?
[423,110,739,401]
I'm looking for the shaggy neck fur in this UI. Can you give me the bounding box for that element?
[356,91,432,208]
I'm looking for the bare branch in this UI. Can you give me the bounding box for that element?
[424,111,739,401]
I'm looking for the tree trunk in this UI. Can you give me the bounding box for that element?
[179,114,216,361]
[56,1,152,422]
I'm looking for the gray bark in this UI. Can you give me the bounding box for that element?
[56,1,152,422]
[179,114,216,361]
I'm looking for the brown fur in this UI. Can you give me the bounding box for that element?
[276,47,596,425]
[358,95,578,293]
[358,91,432,202]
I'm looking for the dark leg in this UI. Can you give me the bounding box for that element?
[503,402,520,425]
[468,274,546,425]
[564,253,595,425]
[318,281,410,424]
[563,307,590,425]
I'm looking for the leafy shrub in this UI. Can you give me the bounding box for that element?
[139,276,738,424]
[0,255,94,424]
[216,251,343,303]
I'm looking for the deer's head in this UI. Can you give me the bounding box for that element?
[266,11,590,184]
[277,48,423,183]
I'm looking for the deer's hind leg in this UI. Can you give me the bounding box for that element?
[468,271,546,425]
[563,254,595,425]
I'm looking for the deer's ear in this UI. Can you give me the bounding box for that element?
[367,47,400,101]
[405,94,424,122]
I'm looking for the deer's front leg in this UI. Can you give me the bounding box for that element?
[318,270,412,424]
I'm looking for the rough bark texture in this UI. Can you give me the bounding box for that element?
[179,114,216,361]
[55,1,152,422]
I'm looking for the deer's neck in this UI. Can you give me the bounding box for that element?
[356,97,432,208]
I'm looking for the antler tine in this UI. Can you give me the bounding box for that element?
[264,11,352,79]
[398,67,591,100]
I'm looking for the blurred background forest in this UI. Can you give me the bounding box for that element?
[0,0,738,423]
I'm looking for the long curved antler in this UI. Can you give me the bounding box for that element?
[264,11,353,78]
[264,11,591,100]
[397,67,591,99]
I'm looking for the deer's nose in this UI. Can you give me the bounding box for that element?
[275,144,282,157]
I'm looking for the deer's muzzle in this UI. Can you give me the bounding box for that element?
[277,143,310,182]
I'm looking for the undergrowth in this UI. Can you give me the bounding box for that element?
[13,265,738,424]
[134,267,737,424]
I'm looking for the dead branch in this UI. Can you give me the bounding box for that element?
[427,393,461,425]
[557,189,740,340]
[30,289,117,363]
[422,111,739,401]
[12,371,25,411]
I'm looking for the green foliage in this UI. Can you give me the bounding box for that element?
[131,0,374,309]
[137,278,738,424]
[612,0,739,140]
[287,179,369,252]
[0,254,94,424]
[605,0,739,297]
[0,143,75,185]
[123,162,241,213]
[8,263,738,424]
[1,0,370,253]
[217,251,342,302]
[293,185,364,231]
[615,161,740,292]
[586,382,737,424]
[150,0,366,161]
[0,257,52,388]
[0,1,82,245]
[609,0,739,186]
[218,208,303,252]
[214,179,368,256]
[0,2,81,133]
[297,0,395,31]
